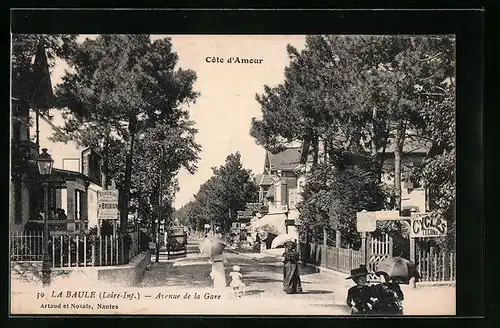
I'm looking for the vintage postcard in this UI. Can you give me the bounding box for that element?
[10,33,457,316]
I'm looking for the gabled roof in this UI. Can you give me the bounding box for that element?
[266,147,302,171]
[255,174,276,186]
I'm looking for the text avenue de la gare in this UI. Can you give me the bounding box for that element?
[205,56,263,64]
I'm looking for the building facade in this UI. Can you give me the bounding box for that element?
[10,105,101,235]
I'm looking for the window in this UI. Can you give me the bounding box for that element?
[75,190,84,221]
[288,189,297,208]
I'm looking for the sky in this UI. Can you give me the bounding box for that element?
[45,35,307,209]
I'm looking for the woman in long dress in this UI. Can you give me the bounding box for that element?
[209,228,227,290]
[282,241,303,294]
[209,252,227,290]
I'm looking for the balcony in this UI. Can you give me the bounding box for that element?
[27,219,89,234]
[268,204,288,214]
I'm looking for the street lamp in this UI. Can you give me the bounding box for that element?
[37,148,53,287]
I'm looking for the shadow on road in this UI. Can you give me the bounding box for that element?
[241,261,320,277]
[139,262,211,288]
[245,289,265,296]
[300,290,333,295]
[244,276,283,284]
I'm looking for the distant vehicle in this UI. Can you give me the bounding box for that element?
[166,227,187,258]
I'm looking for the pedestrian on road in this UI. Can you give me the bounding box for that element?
[199,234,209,253]
[346,265,375,315]
[282,241,303,294]
[229,265,245,297]
[209,227,228,290]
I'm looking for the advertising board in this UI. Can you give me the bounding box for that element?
[97,189,119,220]
[410,213,447,238]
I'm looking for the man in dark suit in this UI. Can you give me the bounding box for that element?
[346,265,375,315]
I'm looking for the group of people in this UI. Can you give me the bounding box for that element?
[202,230,404,315]
[204,235,302,296]
[203,228,246,297]
[346,265,404,315]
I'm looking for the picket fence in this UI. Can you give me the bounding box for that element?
[299,242,365,274]
[300,238,456,283]
[10,231,139,268]
[417,248,456,282]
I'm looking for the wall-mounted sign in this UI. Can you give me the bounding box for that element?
[97,189,119,220]
[410,213,447,238]
[374,210,400,220]
[356,212,376,232]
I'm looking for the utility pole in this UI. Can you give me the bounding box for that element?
[155,145,163,263]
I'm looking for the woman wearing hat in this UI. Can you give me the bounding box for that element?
[282,241,303,294]
[346,265,376,315]
[208,226,228,290]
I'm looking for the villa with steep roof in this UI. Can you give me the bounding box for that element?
[249,136,432,248]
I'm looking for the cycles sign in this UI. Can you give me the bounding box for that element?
[410,213,447,238]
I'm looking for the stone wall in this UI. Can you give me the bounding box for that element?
[10,251,152,287]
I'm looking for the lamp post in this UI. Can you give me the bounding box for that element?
[37,148,53,287]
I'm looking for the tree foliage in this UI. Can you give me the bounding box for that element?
[298,160,388,248]
[251,35,456,247]
[53,35,201,232]
[176,152,258,233]
[11,35,78,175]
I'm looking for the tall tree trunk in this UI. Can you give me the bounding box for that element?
[300,133,312,165]
[377,128,390,183]
[120,120,136,232]
[394,122,406,212]
[101,137,110,190]
[349,129,362,154]
[312,133,319,168]
[371,107,378,156]
[394,147,402,211]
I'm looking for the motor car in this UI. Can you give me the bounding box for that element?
[166,227,187,258]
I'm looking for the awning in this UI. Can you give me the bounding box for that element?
[248,213,287,235]
[265,185,275,199]
[271,232,299,249]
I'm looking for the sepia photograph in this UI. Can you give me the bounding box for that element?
[10,33,457,316]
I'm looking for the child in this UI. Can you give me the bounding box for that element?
[229,265,245,297]
[346,265,376,315]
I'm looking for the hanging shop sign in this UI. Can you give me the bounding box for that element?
[410,213,447,238]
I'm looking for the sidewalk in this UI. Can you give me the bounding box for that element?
[228,247,456,315]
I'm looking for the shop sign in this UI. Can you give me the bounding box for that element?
[410,213,447,238]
